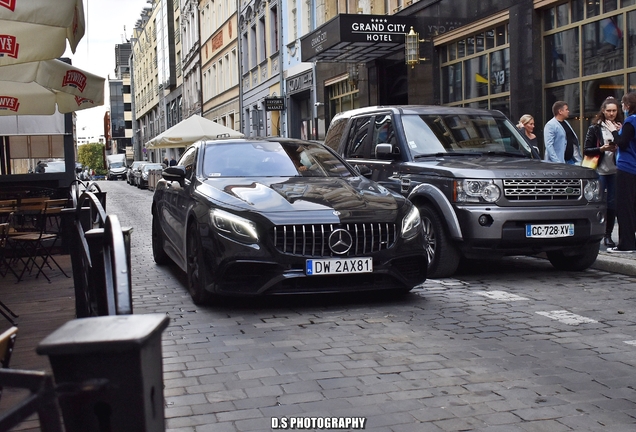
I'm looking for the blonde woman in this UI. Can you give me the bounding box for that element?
[517,114,540,158]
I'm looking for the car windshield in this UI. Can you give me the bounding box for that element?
[401,113,533,158]
[202,141,353,178]
[110,162,125,168]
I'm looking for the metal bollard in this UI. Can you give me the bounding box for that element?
[36,314,169,432]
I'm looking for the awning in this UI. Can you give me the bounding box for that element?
[301,14,416,63]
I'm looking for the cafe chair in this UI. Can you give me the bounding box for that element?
[0,326,18,401]
[8,203,69,283]
[0,223,19,280]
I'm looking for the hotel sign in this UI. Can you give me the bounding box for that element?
[301,14,416,62]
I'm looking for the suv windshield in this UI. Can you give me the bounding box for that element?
[202,141,353,178]
[402,113,533,158]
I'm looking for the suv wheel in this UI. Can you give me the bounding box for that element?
[546,241,600,271]
[152,212,171,265]
[186,223,213,305]
[419,204,460,278]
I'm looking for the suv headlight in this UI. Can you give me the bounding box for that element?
[584,179,602,202]
[210,209,259,243]
[454,180,501,203]
[401,205,421,239]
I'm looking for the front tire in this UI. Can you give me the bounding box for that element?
[547,241,600,271]
[419,204,460,278]
[186,223,213,305]
[152,212,171,265]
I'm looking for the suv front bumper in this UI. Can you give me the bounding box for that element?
[453,203,605,256]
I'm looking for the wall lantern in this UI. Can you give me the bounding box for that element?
[347,63,359,88]
[405,26,429,68]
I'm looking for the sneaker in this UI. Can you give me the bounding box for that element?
[607,247,634,253]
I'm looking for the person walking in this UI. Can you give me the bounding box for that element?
[544,101,582,164]
[169,157,177,166]
[604,92,636,253]
[583,97,621,248]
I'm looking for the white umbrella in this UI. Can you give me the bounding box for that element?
[146,115,244,149]
[0,59,104,115]
[0,0,85,66]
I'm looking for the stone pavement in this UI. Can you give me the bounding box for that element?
[590,224,636,276]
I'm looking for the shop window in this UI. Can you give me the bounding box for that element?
[490,48,510,94]
[449,42,457,61]
[582,16,624,76]
[476,33,485,53]
[605,0,619,13]
[544,8,555,31]
[490,97,510,119]
[587,0,600,18]
[486,30,495,49]
[624,0,636,7]
[583,75,623,120]
[457,39,466,58]
[572,0,584,22]
[466,36,475,56]
[557,3,570,27]
[544,28,580,84]
[628,10,636,67]
[464,56,489,99]
[441,63,463,104]
[495,25,506,46]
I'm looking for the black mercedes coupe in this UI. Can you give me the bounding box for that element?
[151,137,427,304]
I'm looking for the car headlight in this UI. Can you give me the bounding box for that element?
[454,179,501,203]
[142,172,148,179]
[401,205,421,239]
[210,209,259,243]
[584,179,602,202]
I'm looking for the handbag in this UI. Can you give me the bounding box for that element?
[582,154,600,169]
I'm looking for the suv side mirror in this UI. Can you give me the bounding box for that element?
[375,143,397,160]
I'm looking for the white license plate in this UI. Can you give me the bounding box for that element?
[526,223,574,238]
[306,257,373,275]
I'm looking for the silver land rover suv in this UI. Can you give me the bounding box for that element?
[324,105,605,278]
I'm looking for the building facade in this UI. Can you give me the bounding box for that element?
[181,0,202,119]
[238,0,282,137]
[200,0,241,132]
[132,0,182,163]
[300,0,636,153]
[108,43,133,161]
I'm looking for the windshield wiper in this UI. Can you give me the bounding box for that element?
[413,152,480,158]
[485,151,526,157]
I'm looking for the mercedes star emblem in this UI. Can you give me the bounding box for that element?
[328,229,353,255]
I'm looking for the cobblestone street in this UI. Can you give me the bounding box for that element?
[101,180,636,432]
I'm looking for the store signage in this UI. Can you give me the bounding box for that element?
[287,72,313,94]
[301,14,415,59]
[265,97,285,111]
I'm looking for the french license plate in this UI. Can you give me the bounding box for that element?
[526,223,574,238]
[306,257,373,275]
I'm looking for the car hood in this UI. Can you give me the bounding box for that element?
[405,156,598,179]
[197,176,403,220]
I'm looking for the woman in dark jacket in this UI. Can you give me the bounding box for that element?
[584,97,621,248]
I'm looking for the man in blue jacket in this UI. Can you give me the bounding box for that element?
[544,100,582,164]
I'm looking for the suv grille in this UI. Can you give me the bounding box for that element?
[273,223,397,257]
[503,179,582,201]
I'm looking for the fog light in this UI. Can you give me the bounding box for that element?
[478,214,493,226]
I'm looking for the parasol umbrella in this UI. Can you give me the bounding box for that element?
[0,0,85,66]
[146,115,245,148]
[0,58,104,115]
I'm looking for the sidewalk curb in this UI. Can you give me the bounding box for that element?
[592,253,636,277]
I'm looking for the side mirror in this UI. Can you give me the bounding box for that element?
[162,165,186,186]
[354,165,372,178]
[375,143,397,160]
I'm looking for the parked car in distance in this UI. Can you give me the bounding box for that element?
[127,161,144,185]
[151,137,427,304]
[324,105,605,278]
[136,163,163,189]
